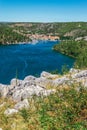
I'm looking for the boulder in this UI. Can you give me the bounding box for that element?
[10,78,22,86]
[14,99,29,110]
[72,70,87,79]
[69,68,79,73]
[22,80,36,87]
[21,85,44,97]
[0,84,9,97]
[24,75,36,81]
[52,76,69,87]
[4,108,18,115]
[12,85,45,102]
[12,89,24,102]
[35,77,52,88]
[40,89,56,96]
[41,71,58,79]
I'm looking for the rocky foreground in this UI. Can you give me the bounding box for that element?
[0,69,87,115]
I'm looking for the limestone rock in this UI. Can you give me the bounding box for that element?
[69,68,79,73]
[35,77,52,88]
[14,99,29,110]
[4,108,18,115]
[52,77,69,87]
[24,75,36,81]
[40,89,56,96]
[0,84,9,97]
[41,71,58,79]
[10,78,22,86]
[1,70,87,104]
[12,85,45,102]
[72,70,87,79]
[12,89,24,102]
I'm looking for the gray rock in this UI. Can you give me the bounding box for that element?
[12,85,45,101]
[10,78,22,86]
[72,70,87,79]
[41,71,51,77]
[84,36,87,41]
[24,75,36,81]
[0,84,9,97]
[75,37,83,41]
[69,68,79,73]
[12,89,24,102]
[14,99,29,110]
[40,89,56,96]
[22,85,44,97]
[35,77,52,88]
[41,71,58,79]
[8,80,36,98]
[52,77,69,87]
[22,80,36,87]
[3,70,87,104]
[4,108,18,115]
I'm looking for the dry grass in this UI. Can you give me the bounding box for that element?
[0,83,87,130]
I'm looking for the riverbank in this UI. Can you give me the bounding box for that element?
[53,40,87,69]
[1,22,87,45]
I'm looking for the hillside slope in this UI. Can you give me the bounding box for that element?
[0,22,87,44]
[53,40,87,69]
[0,70,87,130]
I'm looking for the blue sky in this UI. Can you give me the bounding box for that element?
[0,0,87,22]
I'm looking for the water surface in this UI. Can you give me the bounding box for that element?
[0,41,75,84]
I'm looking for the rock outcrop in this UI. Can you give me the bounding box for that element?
[14,99,29,110]
[0,69,87,115]
[0,84,9,97]
[4,108,18,115]
[1,70,87,101]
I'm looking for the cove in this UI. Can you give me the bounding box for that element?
[0,40,75,84]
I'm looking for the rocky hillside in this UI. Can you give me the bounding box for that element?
[1,69,87,102]
[0,24,32,44]
[0,69,87,129]
[1,22,87,44]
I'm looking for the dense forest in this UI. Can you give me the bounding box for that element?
[53,40,87,69]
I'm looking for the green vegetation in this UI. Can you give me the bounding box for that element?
[53,40,87,69]
[8,22,87,38]
[0,22,87,130]
[0,24,31,44]
[0,84,87,130]
[0,22,87,44]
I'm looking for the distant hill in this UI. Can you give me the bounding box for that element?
[0,22,87,44]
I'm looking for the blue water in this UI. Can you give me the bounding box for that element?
[0,40,75,84]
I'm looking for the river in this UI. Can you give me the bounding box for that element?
[0,40,75,84]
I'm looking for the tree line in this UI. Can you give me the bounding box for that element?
[53,40,87,69]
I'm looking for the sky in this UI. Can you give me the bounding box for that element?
[0,0,87,22]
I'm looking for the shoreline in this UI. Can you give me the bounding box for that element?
[0,39,58,46]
